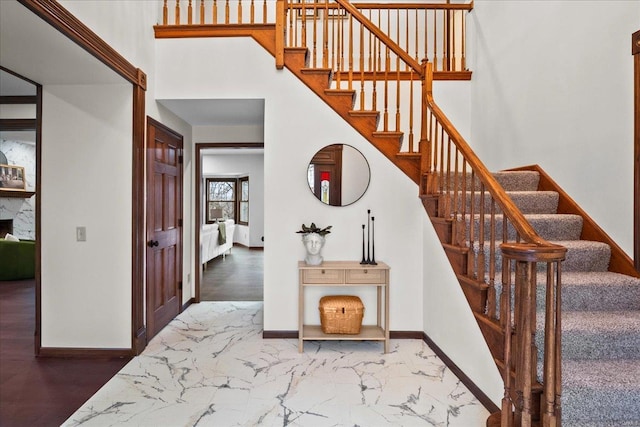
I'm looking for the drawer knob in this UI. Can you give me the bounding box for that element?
[321,269,325,274]
[364,269,368,273]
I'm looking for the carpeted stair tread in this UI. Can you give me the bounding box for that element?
[537,311,640,360]
[561,359,640,425]
[560,272,640,311]
[455,171,540,191]
[472,239,610,273]
[553,240,611,272]
[505,191,559,214]
[493,171,540,191]
[454,190,559,215]
[494,271,640,313]
[466,213,583,241]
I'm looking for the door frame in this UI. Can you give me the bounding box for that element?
[12,0,147,356]
[194,142,264,302]
[633,29,639,272]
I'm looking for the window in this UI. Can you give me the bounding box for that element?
[239,176,249,225]
[205,176,249,225]
[206,178,236,223]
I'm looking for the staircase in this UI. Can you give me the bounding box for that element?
[454,169,640,426]
[154,1,640,424]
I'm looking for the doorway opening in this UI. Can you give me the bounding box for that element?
[195,143,265,303]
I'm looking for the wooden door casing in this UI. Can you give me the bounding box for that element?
[146,118,183,340]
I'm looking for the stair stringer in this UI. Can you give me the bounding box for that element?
[282,47,421,185]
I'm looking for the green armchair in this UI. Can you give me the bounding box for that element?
[0,239,35,280]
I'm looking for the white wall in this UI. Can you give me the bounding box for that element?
[155,37,427,331]
[202,152,265,247]
[468,0,640,255]
[41,83,133,348]
[59,0,196,305]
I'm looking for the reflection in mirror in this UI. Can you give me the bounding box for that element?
[307,144,370,206]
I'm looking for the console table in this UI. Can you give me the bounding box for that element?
[298,260,390,353]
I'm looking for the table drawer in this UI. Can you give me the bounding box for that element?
[302,268,344,284]
[345,268,386,284]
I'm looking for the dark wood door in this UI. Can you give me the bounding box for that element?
[146,118,183,340]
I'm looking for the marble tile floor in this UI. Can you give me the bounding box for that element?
[63,302,489,426]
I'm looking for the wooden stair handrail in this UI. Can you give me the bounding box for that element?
[423,62,559,249]
[334,0,423,76]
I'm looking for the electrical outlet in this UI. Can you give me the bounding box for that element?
[76,226,86,242]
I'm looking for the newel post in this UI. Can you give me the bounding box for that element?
[275,0,285,69]
[419,59,436,195]
[500,243,566,427]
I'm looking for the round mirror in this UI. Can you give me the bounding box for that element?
[307,144,370,206]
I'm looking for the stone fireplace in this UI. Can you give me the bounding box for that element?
[0,219,13,238]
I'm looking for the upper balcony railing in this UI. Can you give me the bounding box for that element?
[160,0,472,75]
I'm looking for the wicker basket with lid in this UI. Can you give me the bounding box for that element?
[318,295,364,334]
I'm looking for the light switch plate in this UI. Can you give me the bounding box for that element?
[76,226,86,242]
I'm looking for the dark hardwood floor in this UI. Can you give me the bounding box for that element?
[201,245,264,301]
[0,279,131,427]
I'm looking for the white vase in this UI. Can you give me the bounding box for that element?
[302,232,325,265]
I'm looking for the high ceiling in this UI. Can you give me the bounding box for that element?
[0,1,264,128]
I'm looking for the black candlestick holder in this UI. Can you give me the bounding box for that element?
[370,216,377,265]
[360,224,367,264]
[359,209,378,265]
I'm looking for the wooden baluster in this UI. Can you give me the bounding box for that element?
[408,70,414,151]
[438,122,444,192]
[433,11,437,71]
[162,0,168,25]
[487,198,496,318]
[414,9,419,63]
[330,5,336,70]
[359,21,365,110]
[322,0,328,68]
[348,15,353,91]
[200,0,205,24]
[250,0,255,24]
[175,0,180,25]
[395,64,400,132]
[461,160,467,224]
[263,0,267,24]
[554,261,563,423]
[311,2,317,67]
[301,0,306,47]
[340,7,345,88]
[288,0,293,47]
[451,10,457,71]
[477,185,486,280]
[514,259,535,427]
[395,9,401,132]
[237,0,242,23]
[188,0,193,25]
[383,45,389,131]
[462,10,467,70]
[368,10,373,71]
[405,8,409,71]
[377,11,382,74]
[424,9,428,64]
[542,262,562,426]
[372,34,377,111]
[335,5,342,89]
[467,169,476,272]
[446,135,452,204]
[443,6,449,71]
[501,256,514,427]
[451,147,459,238]
[213,0,218,24]
[225,0,230,24]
